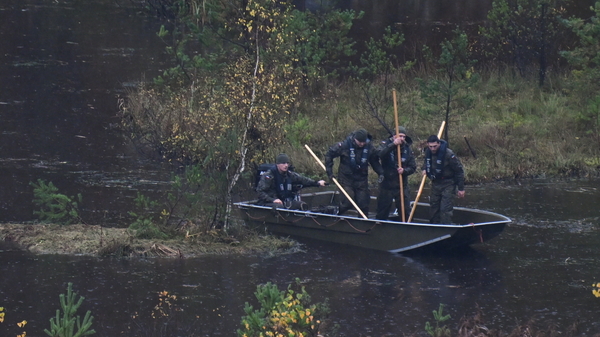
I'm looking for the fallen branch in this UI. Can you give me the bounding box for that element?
[464,136,477,158]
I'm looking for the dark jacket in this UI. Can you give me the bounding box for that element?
[376,136,416,189]
[256,168,320,205]
[325,132,383,182]
[422,140,465,191]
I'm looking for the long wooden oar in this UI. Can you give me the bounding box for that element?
[407,121,446,223]
[392,89,405,222]
[304,144,368,219]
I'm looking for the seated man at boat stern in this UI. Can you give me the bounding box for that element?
[256,153,326,209]
[325,128,383,216]
[375,126,417,221]
[421,135,465,224]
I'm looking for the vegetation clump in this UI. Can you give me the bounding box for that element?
[238,279,332,337]
[44,283,95,337]
[22,172,299,256]
[593,282,600,298]
[425,304,451,337]
[30,179,83,225]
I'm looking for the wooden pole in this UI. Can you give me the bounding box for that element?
[304,144,368,219]
[392,89,405,222]
[407,121,446,223]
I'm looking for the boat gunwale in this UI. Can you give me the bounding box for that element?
[234,190,511,228]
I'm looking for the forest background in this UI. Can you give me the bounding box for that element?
[118,0,600,234]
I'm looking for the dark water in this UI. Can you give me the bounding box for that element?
[341,0,595,61]
[1,1,600,337]
[0,0,171,225]
[2,179,600,336]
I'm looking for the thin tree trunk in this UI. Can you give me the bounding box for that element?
[224,31,260,230]
[444,65,454,144]
[538,3,547,87]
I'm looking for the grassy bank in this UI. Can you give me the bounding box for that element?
[124,71,600,186]
[268,70,600,184]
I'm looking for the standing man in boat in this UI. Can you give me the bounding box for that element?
[376,126,417,221]
[421,135,465,224]
[325,128,383,216]
[256,153,326,209]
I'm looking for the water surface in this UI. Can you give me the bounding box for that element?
[2,180,600,336]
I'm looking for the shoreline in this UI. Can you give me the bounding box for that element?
[0,223,301,257]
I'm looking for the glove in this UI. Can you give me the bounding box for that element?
[377,175,384,184]
[328,175,336,182]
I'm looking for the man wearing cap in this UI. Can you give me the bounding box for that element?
[256,153,326,208]
[325,128,383,216]
[421,135,465,224]
[375,126,417,221]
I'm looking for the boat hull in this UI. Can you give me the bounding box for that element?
[234,190,510,253]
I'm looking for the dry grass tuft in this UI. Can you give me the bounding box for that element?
[0,223,301,257]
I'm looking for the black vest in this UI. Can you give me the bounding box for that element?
[425,141,448,180]
[271,168,294,201]
[346,137,370,173]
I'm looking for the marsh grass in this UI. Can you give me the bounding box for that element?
[280,69,600,184]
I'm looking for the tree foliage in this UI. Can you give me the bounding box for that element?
[122,0,362,227]
[352,26,406,80]
[44,283,95,337]
[237,280,329,337]
[561,1,600,92]
[479,0,569,85]
[424,304,451,337]
[128,192,168,239]
[127,164,225,237]
[30,179,83,225]
[418,28,479,144]
[561,1,600,140]
[285,8,359,83]
[134,0,362,163]
[347,26,411,136]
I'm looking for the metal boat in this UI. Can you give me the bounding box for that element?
[234,190,510,253]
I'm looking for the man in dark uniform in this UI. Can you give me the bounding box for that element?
[421,135,465,224]
[376,126,416,221]
[256,153,326,208]
[325,128,383,216]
